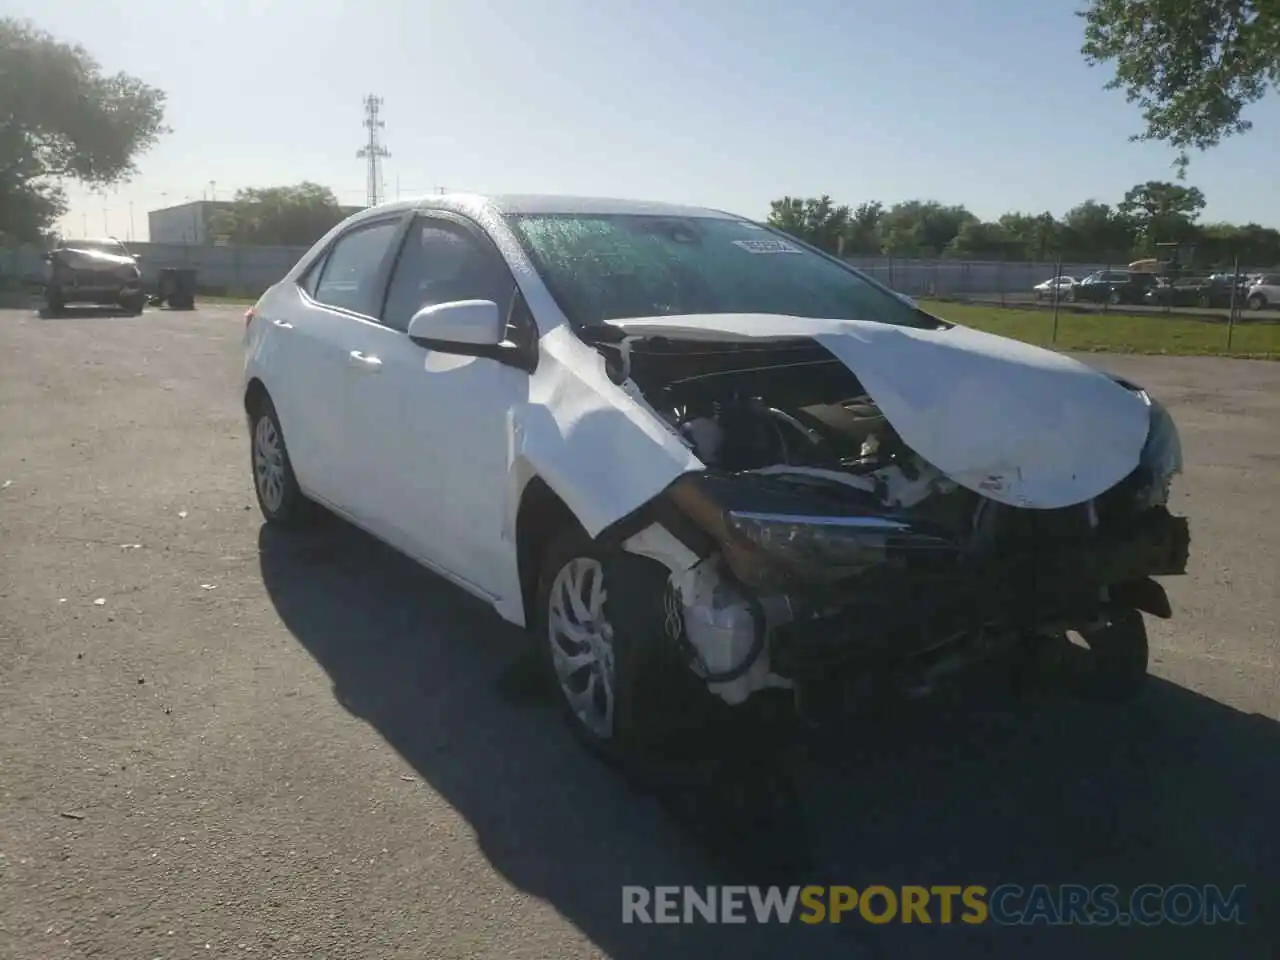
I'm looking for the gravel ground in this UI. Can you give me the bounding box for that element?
[1,306,1276,959]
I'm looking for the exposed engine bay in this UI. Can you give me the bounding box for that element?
[587,327,1191,714]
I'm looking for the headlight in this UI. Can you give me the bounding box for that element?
[726,511,902,573]
[667,475,958,589]
[1136,397,1182,508]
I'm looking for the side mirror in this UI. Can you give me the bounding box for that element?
[407,299,503,347]
[405,299,536,373]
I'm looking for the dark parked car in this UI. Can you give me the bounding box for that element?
[1143,275,1249,309]
[42,238,145,316]
[1068,270,1159,305]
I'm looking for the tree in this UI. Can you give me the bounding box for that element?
[0,18,168,243]
[945,221,1019,260]
[997,212,1061,261]
[878,201,977,257]
[1119,180,1206,250]
[766,195,852,254]
[1081,0,1280,172]
[207,183,346,246]
[1059,200,1136,261]
[764,188,1280,267]
[843,201,884,255]
[1196,222,1280,267]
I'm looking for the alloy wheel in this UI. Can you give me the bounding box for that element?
[253,414,286,514]
[547,556,615,739]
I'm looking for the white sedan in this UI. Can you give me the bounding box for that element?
[243,194,1190,758]
[1033,275,1077,300]
[1246,274,1280,310]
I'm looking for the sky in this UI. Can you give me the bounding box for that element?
[11,0,1280,241]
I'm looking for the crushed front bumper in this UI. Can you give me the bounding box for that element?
[768,506,1190,680]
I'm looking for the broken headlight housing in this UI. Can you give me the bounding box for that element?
[1136,396,1183,509]
[667,475,957,589]
[726,512,900,572]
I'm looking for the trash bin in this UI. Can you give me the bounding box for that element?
[154,267,198,310]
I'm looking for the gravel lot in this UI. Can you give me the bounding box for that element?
[2,306,1276,959]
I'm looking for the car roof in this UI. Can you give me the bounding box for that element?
[348,192,743,223]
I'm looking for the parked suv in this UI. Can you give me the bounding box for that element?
[1069,270,1158,305]
[42,238,145,316]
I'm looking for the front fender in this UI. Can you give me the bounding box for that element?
[505,326,703,541]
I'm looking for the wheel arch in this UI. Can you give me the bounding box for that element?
[514,475,581,629]
[244,377,270,418]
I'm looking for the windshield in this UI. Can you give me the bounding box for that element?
[64,239,130,257]
[504,213,930,329]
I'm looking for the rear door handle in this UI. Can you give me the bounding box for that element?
[272,319,293,329]
[347,350,383,372]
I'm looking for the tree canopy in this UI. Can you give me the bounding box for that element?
[0,18,168,243]
[1081,0,1280,171]
[766,183,1280,267]
[206,183,347,246]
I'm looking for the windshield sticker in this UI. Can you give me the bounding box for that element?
[732,238,802,254]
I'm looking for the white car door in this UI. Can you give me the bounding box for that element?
[287,215,407,518]
[340,213,532,599]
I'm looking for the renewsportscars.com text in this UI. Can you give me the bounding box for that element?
[621,884,1248,926]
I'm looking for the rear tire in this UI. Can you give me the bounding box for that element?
[248,395,314,527]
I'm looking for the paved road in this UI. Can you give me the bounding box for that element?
[2,307,1276,959]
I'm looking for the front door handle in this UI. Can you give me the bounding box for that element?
[272,319,293,329]
[347,350,383,372]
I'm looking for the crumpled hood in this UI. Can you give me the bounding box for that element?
[605,313,1153,510]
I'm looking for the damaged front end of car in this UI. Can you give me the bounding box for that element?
[590,324,1191,718]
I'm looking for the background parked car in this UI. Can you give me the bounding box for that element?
[1144,274,1250,309]
[41,237,145,316]
[1032,275,1077,300]
[1246,274,1280,310]
[1068,270,1158,305]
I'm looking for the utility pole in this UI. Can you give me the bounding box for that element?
[357,95,390,207]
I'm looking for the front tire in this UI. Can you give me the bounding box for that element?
[1069,607,1150,704]
[535,526,705,760]
[1248,292,1266,311]
[248,396,313,527]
